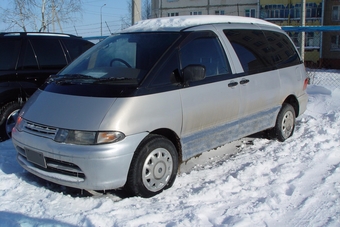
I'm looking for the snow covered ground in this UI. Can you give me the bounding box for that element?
[1,73,340,226]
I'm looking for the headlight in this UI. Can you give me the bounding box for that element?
[55,129,125,145]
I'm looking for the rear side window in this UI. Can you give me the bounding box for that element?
[0,39,21,70]
[224,29,301,74]
[263,31,301,68]
[30,38,67,69]
[62,39,94,60]
[224,29,275,74]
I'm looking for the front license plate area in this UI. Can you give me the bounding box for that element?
[25,149,47,168]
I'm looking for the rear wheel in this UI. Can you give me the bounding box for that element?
[125,135,178,198]
[272,103,296,142]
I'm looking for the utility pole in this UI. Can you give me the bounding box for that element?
[101,4,106,36]
[207,0,210,15]
[131,0,141,25]
[300,0,306,60]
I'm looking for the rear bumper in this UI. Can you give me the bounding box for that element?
[12,127,147,190]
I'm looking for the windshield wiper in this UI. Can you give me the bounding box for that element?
[93,77,137,84]
[53,74,95,85]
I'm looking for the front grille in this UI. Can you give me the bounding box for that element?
[24,121,58,139]
[18,152,85,180]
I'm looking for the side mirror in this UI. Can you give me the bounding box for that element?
[182,65,206,84]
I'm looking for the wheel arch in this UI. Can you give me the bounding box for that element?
[0,86,30,107]
[283,95,299,116]
[149,128,183,164]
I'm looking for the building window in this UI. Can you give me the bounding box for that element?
[190,11,202,15]
[245,9,256,18]
[168,12,179,17]
[263,4,285,18]
[261,3,321,19]
[306,32,320,49]
[305,3,320,18]
[331,35,340,51]
[332,6,340,21]
[215,10,225,15]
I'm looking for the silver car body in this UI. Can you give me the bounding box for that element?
[12,15,308,190]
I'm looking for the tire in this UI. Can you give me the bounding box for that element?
[0,101,22,141]
[272,103,296,142]
[125,135,179,198]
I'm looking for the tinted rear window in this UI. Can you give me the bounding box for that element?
[224,29,301,74]
[263,30,301,68]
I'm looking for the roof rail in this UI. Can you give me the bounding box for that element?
[0,32,81,38]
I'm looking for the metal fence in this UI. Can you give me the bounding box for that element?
[306,68,340,88]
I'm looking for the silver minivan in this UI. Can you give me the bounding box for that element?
[12,15,308,197]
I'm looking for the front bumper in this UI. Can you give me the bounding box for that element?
[12,127,147,190]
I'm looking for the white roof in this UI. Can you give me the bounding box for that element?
[122,15,280,33]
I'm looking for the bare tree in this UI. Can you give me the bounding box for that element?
[1,0,83,32]
[121,0,150,30]
[121,1,132,30]
[1,0,35,32]
[142,0,151,20]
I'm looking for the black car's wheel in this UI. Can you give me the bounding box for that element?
[125,135,178,198]
[272,103,296,142]
[0,101,22,141]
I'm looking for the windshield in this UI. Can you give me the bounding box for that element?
[58,32,180,84]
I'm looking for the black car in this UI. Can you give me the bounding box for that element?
[0,32,94,141]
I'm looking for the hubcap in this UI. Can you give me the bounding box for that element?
[281,110,294,139]
[142,148,173,192]
[6,109,20,138]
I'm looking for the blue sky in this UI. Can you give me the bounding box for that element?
[0,0,130,37]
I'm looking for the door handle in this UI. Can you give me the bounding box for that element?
[240,79,250,85]
[228,81,238,87]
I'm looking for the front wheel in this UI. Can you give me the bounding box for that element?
[125,135,179,198]
[0,101,22,141]
[272,103,296,142]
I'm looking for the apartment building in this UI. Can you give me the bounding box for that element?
[321,0,340,68]
[151,0,259,18]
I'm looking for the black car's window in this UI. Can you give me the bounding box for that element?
[180,34,230,77]
[0,39,21,70]
[62,39,94,60]
[224,29,275,74]
[23,41,39,70]
[30,38,67,69]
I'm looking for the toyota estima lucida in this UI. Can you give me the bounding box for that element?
[12,15,308,198]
